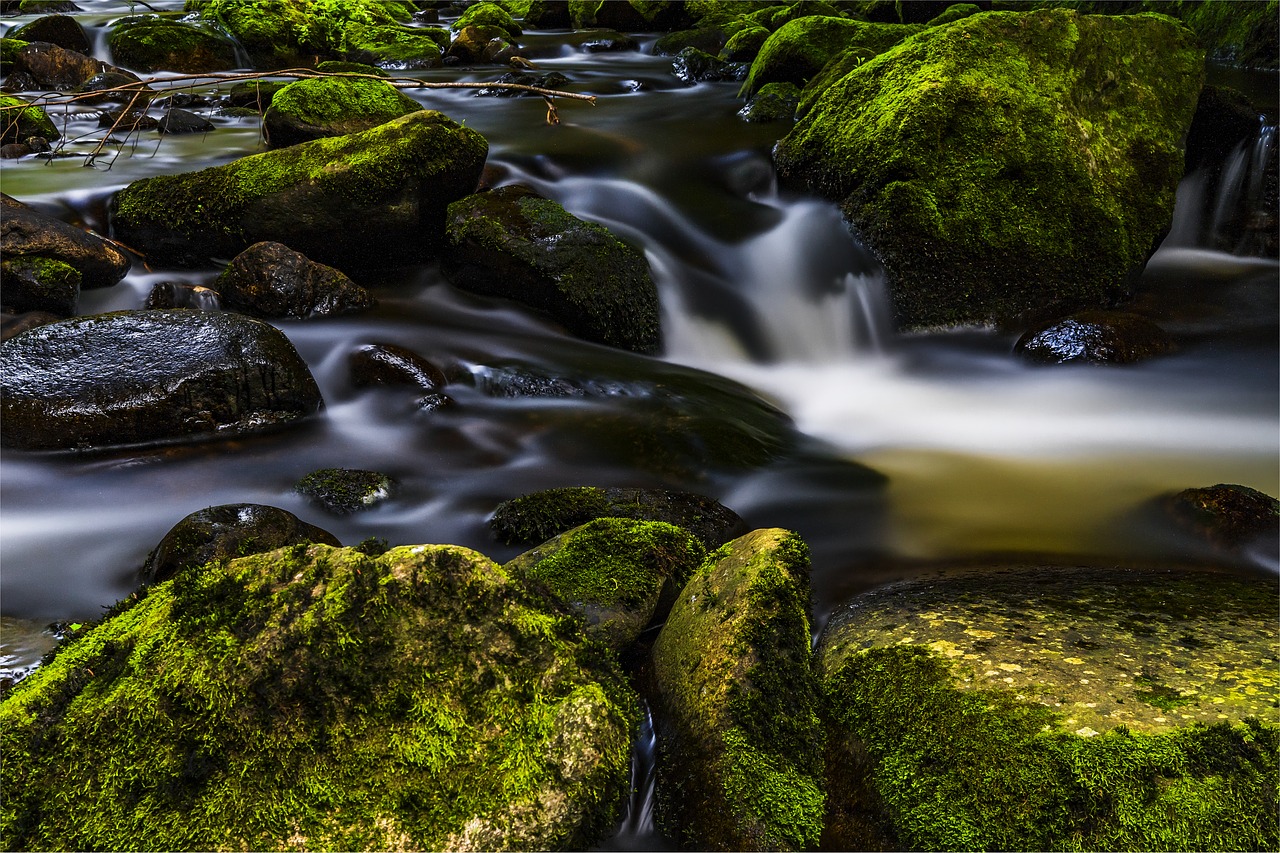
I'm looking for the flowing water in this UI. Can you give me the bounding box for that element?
[1,4,1277,843]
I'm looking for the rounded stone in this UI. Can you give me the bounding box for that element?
[295,467,395,515]
[347,342,446,391]
[1014,310,1176,364]
[214,241,375,319]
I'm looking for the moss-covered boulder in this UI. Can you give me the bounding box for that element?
[441,185,661,353]
[817,564,1280,851]
[774,10,1204,330]
[295,467,395,515]
[141,503,341,584]
[490,485,748,549]
[739,80,799,122]
[1014,309,1176,364]
[719,23,769,62]
[0,94,60,146]
[652,529,825,850]
[453,1,523,39]
[739,16,921,98]
[0,310,322,451]
[1,194,126,289]
[111,109,487,271]
[446,23,519,65]
[262,76,421,147]
[569,0,688,31]
[7,13,90,54]
[214,241,376,318]
[0,542,637,850]
[107,15,240,73]
[506,518,706,651]
[0,256,80,315]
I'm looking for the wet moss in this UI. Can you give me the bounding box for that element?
[0,94,59,145]
[263,76,421,146]
[107,15,239,73]
[0,256,80,315]
[0,543,636,850]
[295,467,395,514]
[453,2,523,38]
[0,37,30,72]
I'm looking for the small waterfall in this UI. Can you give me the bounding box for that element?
[595,701,665,851]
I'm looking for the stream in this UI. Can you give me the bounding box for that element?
[0,4,1277,844]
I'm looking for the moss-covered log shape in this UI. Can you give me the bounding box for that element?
[652,529,824,850]
[442,185,661,353]
[817,564,1280,851]
[1,543,636,850]
[107,15,240,73]
[505,518,707,651]
[262,76,422,148]
[111,109,487,270]
[739,16,921,98]
[0,310,322,451]
[775,9,1204,330]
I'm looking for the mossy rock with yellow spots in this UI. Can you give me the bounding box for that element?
[0,543,636,851]
[817,563,1280,851]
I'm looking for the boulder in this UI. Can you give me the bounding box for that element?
[156,107,214,134]
[490,485,747,550]
[652,529,825,850]
[817,564,1280,850]
[653,24,735,57]
[295,467,395,515]
[262,76,422,148]
[214,241,376,319]
[572,0,688,31]
[6,13,90,54]
[0,95,59,146]
[107,15,240,74]
[446,24,519,64]
[1185,84,1262,173]
[774,10,1205,329]
[524,0,571,29]
[221,79,287,111]
[441,185,660,353]
[1014,310,1176,365]
[144,280,221,310]
[11,41,107,89]
[505,518,706,651]
[452,2,522,39]
[1161,483,1279,552]
[1,194,128,289]
[475,70,569,97]
[671,46,746,84]
[0,256,79,315]
[0,310,323,451]
[738,80,799,122]
[1,542,636,851]
[0,309,59,341]
[348,342,446,391]
[719,24,769,63]
[75,69,151,106]
[739,16,921,99]
[141,503,341,584]
[110,109,488,271]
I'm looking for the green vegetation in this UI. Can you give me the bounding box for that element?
[740,15,921,97]
[263,76,421,146]
[0,94,59,145]
[294,467,395,514]
[107,15,239,73]
[453,1,523,38]
[0,257,80,315]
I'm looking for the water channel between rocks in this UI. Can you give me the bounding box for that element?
[0,9,1277,836]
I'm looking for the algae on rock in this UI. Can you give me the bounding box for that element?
[1,543,636,851]
[262,75,423,147]
[775,9,1204,330]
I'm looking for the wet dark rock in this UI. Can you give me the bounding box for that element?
[579,31,638,53]
[0,310,323,451]
[222,79,287,110]
[475,70,568,97]
[156,107,214,134]
[214,241,376,320]
[490,485,748,549]
[1,70,40,92]
[153,92,216,111]
[524,0,570,29]
[738,81,799,122]
[12,41,107,90]
[262,76,421,148]
[473,363,587,398]
[1,193,129,289]
[7,14,90,55]
[0,309,59,341]
[295,467,395,515]
[0,94,58,145]
[111,110,488,272]
[75,69,150,104]
[347,342,446,391]
[141,503,340,584]
[1162,484,1280,551]
[441,185,661,353]
[97,108,157,131]
[107,15,240,74]
[1185,84,1263,174]
[653,26,731,57]
[0,255,79,315]
[671,46,746,85]
[144,280,221,310]
[1014,311,1175,365]
[447,24,519,64]
[0,142,30,158]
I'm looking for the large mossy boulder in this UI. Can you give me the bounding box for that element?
[739,16,921,98]
[1,194,126,288]
[262,75,422,147]
[0,542,636,850]
[506,518,707,651]
[817,565,1280,850]
[7,14,90,54]
[107,15,240,73]
[441,185,661,353]
[774,9,1204,330]
[652,529,825,850]
[111,109,487,271]
[0,310,322,451]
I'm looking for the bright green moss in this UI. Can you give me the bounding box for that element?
[0,94,60,145]
[740,15,921,97]
[107,15,239,73]
[453,1,523,38]
[1,543,637,850]
[264,76,420,141]
[0,37,29,71]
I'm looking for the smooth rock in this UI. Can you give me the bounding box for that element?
[1014,310,1176,364]
[347,342,446,391]
[214,241,375,319]
[1,194,129,288]
[6,14,90,54]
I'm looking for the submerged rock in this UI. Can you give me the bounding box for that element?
[1162,483,1280,552]
[775,9,1204,329]
[0,310,322,451]
[107,15,240,73]
[652,529,825,850]
[490,485,747,550]
[671,46,746,84]
[1,542,636,850]
[262,76,422,148]
[441,185,660,353]
[505,518,706,651]
[818,564,1280,850]
[295,467,395,515]
[142,503,340,584]
[1,194,128,289]
[111,110,487,271]
[1014,310,1176,364]
[214,241,376,319]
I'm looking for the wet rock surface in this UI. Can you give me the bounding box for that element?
[262,76,422,148]
[214,241,375,319]
[1162,483,1280,551]
[1,194,129,289]
[295,467,395,515]
[1014,310,1176,364]
[0,310,323,451]
[0,256,79,315]
[6,14,90,55]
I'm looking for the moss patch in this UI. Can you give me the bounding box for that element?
[263,76,421,146]
[0,94,60,145]
[740,15,921,98]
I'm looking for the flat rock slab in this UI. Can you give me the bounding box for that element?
[818,564,1279,735]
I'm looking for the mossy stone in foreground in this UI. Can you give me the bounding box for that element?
[1,543,636,851]
[0,255,80,315]
[263,76,422,148]
[652,529,824,850]
[775,9,1204,330]
[817,565,1280,850]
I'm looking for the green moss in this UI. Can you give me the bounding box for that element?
[0,257,80,315]
[0,37,29,72]
[0,94,60,145]
[824,645,1279,850]
[264,76,420,144]
[928,2,982,26]
[295,467,394,514]
[490,486,612,544]
[107,15,239,73]
[1,543,637,850]
[453,2,523,38]
[740,15,921,97]
[739,80,801,122]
